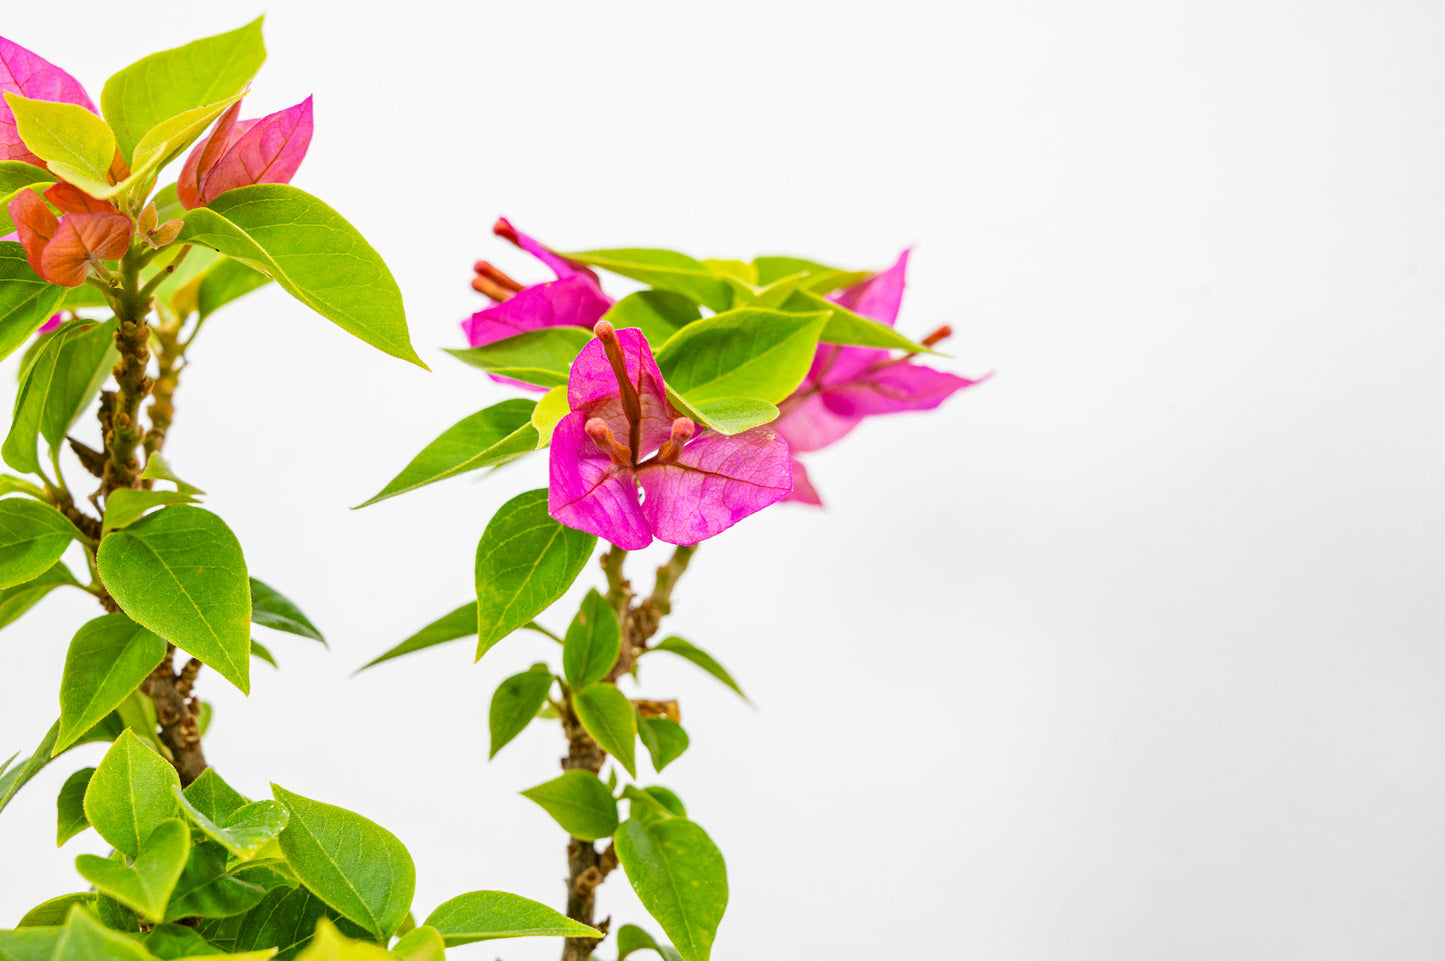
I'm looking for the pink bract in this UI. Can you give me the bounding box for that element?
[178,97,314,209]
[0,37,95,168]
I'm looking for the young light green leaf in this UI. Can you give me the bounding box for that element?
[651,637,748,701]
[783,288,929,352]
[101,489,200,533]
[0,499,81,590]
[179,186,422,367]
[753,255,869,294]
[74,818,191,923]
[521,769,619,842]
[639,718,690,773]
[572,683,637,778]
[615,818,728,961]
[97,505,251,694]
[48,906,155,961]
[566,249,732,312]
[563,589,621,689]
[83,730,181,857]
[290,918,398,961]
[0,721,60,815]
[182,767,248,824]
[0,242,67,362]
[0,562,80,632]
[357,399,537,507]
[101,17,266,159]
[4,94,116,190]
[56,767,94,845]
[391,925,446,961]
[531,386,569,449]
[3,319,117,475]
[489,663,554,759]
[16,892,95,928]
[655,308,829,406]
[355,602,475,673]
[422,890,601,946]
[56,613,167,753]
[140,453,203,494]
[475,490,597,660]
[271,784,415,941]
[602,290,701,347]
[616,923,686,961]
[663,389,778,436]
[174,784,289,859]
[444,326,593,388]
[249,578,325,644]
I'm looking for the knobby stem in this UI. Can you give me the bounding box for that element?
[558,544,698,961]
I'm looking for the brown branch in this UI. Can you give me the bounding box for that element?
[139,646,207,785]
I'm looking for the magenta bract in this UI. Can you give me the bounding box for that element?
[178,97,314,210]
[0,37,95,168]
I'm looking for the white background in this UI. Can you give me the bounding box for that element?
[3,1,1444,958]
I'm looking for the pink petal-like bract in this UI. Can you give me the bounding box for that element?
[38,211,130,287]
[0,37,95,167]
[36,314,62,335]
[636,427,793,545]
[548,410,652,550]
[178,101,243,209]
[8,187,57,277]
[783,457,823,506]
[461,274,613,348]
[821,362,985,419]
[775,390,864,453]
[179,98,313,209]
[494,217,583,279]
[567,327,674,455]
[829,248,910,326]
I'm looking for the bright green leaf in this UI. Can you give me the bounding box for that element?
[48,906,156,961]
[3,319,116,475]
[639,718,689,773]
[422,890,601,946]
[572,683,637,778]
[0,562,80,632]
[174,784,289,859]
[0,498,81,590]
[144,922,223,959]
[567,249,732,312]
[102,489,200,533]
[196,258,270,320]
[0,161,57,236]
[0,242,67,362]
[663,389,778,436]
[489,662,553,759]
[444,326,592,388]
[0,722,59,815]
[390,926,445,961]
[56,767,94,845]
[4,94,116,190]
[140,452,203,494]
[521,769,619,841]
[616,923,685,961]
[783,288,928,352]
[563,589,620,689]
[181,767,248,824]
[56,613,167,753]
[602,291,701,348]
[290,919,394,961]
[531,385,569,449]
[16,892,95,928]
[83,730,181,857]
[75,817,191,922]
[615,818,728,961]
[354,602,474,673]
[651,637,748,701]
[249,578,325,644]
[655,308,828,406]
[164,841,266,922]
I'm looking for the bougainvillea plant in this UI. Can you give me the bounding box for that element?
[361,220,984,960]
[0,22,611,960]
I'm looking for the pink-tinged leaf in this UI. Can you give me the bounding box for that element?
[8,187,56,276]
[774,390,863,454]
[548,411,651,549]
[821,363,986,419]
[38,211,130,287]
[0,37,95,166]
[494,217,585,279]
[462,275,612,347]
[44,182,116,215]
[568,327,674,454]
[829,248,909,326]
[784,457,823,506]
[194,97,313,205]
[178,101,242,210]
[636,427,792,545]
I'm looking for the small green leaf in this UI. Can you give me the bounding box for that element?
[164,841,266,922]
[4,318,117,475]
[0,161,57,236]
[572,683,637,778]
[390,925,446,961]
[144,922,222,959]
[48,906,155,961]
[224,885,353,957]
[249,578,325,644]
[475,490,596,660]
[291,919,398,960]
[16,892,95,928]
[140,453,203,494]
[101,17,266,160]
[615,818,728,961]
[102,489,199,533]
[83,730,181,857]
[97,505,251,694]
[0,562,80,632]
[174,784,289,859]
[563,589,621,689]
[179,186,422,366]
[521,769,619,841]
[422,890,602,945]
[4,93,116,190]
[567,249,732,312]
[0,721,59,815]
[616,923,686,961]
[639,718,689,773]
[357,399,537,507]
[271,784,415,941]
[196,258,271,320]
[56,613,167,753]
[602,290,701,349]
[531,386,569,448]
[354,602,475,673]
[488,663,553,758]
[651,637,748,701]
[181,768,248,824]
[0,242,67,362]
[783,288,929,352]
[444,326,592,388]
[0,498,81,590]
[753,255,868,293]
[655,308,829,406]
[74,817,191,923]
[56,767,94,845]
[663,389,778,436]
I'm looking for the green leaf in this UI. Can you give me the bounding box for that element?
[521,769,619,841]
[655,308,828,406]
[174,784,289,859]
[56,613,167,753]
[0,161,57,236]
[663,389,778,436]
[56,767,94,845]
[650,637,748,701]
[488,662,553,758]
[563,589,620,689]
[357,399,537,508]
[391,926,444,961]
[101,17,266,160]
[531,386,569,448]
[639,718,689,773]
[475,489,596,660]
[616,924,686,961]
[4,318,117,475]
[0,722,59,815]
[0,242,67,362]
[16,892,95,928]
[354,602,474,673]
[179,186,421,366]
[782,288,928,352]
[196,258,270,320]
[144,923,223,959]
[75,817,191,922]
[444,326,592,388]
[4,94,116,190]
[291,919,397,961]
[164,842,266,922]
[249,578,325,645]
[224,885,349,958]
[83,730,181,857]
[567,249,732,312]
[621,785,682,825]
[572,683,637,778]
[753,256,868,294]
[48,907,156,961]
[102,489,200,533]
[602,290,701,348]
[97,505,251,694]
[0,562,80,632]
[615,818,728,961]
[271,784,415,941]
[0,498,81,590]
[115,95,245,199]
[422,890,601,946]
[181,768,248,823]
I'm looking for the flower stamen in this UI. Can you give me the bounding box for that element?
[585,417,633,467]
